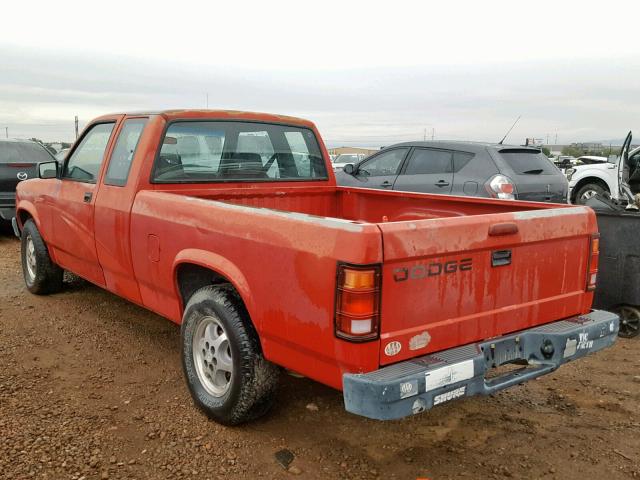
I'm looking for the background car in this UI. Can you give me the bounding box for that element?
[331,153,366,172]
[335,140,568,202]
[54,148,70,162]
[0,139,56,224]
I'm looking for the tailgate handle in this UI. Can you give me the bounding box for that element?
[492,250,512,267]
[489,222,518,236]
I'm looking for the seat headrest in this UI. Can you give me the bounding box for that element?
[177,136,200,156]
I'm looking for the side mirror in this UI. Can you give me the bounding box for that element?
[343,163,355,175]
[39,161,58,179]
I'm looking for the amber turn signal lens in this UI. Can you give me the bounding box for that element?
[343,268,376,290]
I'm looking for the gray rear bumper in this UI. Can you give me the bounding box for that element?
[343,310,619,420]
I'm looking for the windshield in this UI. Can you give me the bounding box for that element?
[334,154,360,163]
[153,121,328,183]
[0,142,54,163]
[499,149,557,175]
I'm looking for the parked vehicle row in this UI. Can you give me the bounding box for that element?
[13,109,618,425]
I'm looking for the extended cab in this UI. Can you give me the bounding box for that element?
[14,110,618,424]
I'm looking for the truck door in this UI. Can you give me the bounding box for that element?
[51,122,117,286]
[94,117,149,303]
[618,131,634,204]
[392,148,453,194]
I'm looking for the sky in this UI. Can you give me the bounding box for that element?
[1,0,640,147]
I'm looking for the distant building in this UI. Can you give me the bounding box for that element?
[327,146,379,156]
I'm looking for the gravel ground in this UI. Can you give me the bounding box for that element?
[1,232,639,480]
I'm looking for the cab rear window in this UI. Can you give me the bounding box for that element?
[499,149,556,175]
[152,121,328,183]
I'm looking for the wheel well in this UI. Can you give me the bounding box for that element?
[17,209,33,227]
[176,263,236,309]
[571,177,609,202]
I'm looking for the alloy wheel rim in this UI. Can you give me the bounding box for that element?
[192,316,233,396]
[581,190,598,201]
[25,235,36,281]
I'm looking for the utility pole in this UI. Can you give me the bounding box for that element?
[4,127,7,139]
[431,128,435,140]
[555,133,558,144]
[74,116,79,139]
[423,128,426,141]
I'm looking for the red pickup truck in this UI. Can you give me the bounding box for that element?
[14,110,618,425]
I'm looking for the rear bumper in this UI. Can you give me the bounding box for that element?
[343,310,619,420]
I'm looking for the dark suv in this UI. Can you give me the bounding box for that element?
[0,139,56,224]
[335,141,568,203]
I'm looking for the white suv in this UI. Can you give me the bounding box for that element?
[566,147,640,204]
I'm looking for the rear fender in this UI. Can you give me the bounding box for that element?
[172,249,255,324]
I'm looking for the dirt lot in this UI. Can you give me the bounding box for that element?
[1,233,639,480]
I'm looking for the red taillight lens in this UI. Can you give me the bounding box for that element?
[586,233,599,291]
[486,174,516,200]
[335,263,381,341]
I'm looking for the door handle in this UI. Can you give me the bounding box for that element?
[380,180,393,188]
[435,180,450,187]
[83,192,93,203]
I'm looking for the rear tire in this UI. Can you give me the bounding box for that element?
[181,285,280,425]
[574,183,607,204]
[20,219,63,295]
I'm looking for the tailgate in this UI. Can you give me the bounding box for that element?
[377,206,596,365]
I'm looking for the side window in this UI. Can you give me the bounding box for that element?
[358,148,408,177]
[63,123,115,182]
[404,149,452,175]
[453,151,475,172]
[104,118,148,186]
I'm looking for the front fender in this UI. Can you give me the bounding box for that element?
[15,200,41,233]
[172,249,255,323]
[571,169,616,193]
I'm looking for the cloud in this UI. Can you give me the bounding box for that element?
[1,46,640,146]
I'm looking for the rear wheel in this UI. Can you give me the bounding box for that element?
[575,183,607,204]
[617,305,640,338]
[20,219,63,295]
[181,285,280,425]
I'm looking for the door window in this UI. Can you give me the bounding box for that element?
[358,148,408,176]
[104,118,148,186]
[403,149,452,175]
[63,123,115,182]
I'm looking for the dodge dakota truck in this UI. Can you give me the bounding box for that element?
[14,110,618,425]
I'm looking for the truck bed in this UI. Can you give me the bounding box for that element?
[184,185,551,223]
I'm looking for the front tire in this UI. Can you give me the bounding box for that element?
[21,219,63,295]
[181,285,280,425]
[575,183,607,204]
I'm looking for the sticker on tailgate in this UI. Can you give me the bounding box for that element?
[425,359,474,392]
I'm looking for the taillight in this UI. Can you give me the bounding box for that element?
[486,174,516,200]
[586,233,599,291]
[335,263,381,342]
